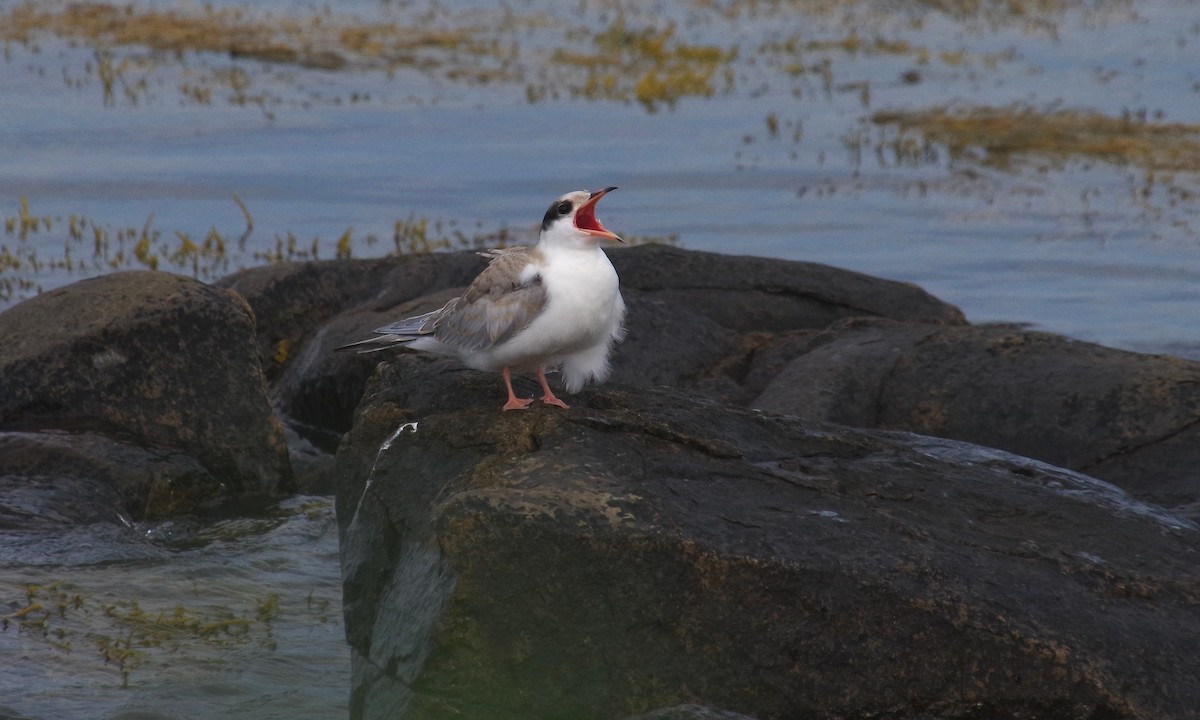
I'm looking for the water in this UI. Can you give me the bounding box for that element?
[1,0,1198,355]
[0,497,348,720]
[2,1,1199,717]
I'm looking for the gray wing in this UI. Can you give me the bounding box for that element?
[432,247,547,351]
[372,308,442,337]
[335,247,546,354]
[333,307,443,353]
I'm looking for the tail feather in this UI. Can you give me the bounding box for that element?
[372,308,441,336]
[333,334,415,354]
[335,307,444,354]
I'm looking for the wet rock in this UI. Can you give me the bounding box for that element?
[0,431,209,529]
[283,424,338,496]
[336,357,1200,720]
[753,318,1200,516]
[0,271,291,519]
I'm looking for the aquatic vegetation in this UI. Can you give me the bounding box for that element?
[1,2,349,69]
[0,194,676,305]
[539,16,737,111]
[0,196,252,301]
[1,580,313,688]
[0,0,521,110]
[0,494,346,717]
[903,0,1135,35]
[716,0,1134,34]
[848,104,1200,241]
[0,0,1041,115]
[0,0,744,112]
[871,104,1200,173]
[758,26,1020,103]
[391,214,517,255]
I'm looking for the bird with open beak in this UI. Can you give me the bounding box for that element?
[337,187,626,410]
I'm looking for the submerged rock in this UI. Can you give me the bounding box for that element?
[0,271,292,519]
[336,356,1200,720]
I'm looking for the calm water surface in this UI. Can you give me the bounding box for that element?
[1,0,1199,717]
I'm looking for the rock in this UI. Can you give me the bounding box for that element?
[248,246,965,443]
[0,271,291,518]
[610,244,966,331]
[621,706,760,720]
[215,253,489,380]
[336,357,1200,720]
[0,431,209,529]
[268,288,465,450]
[752,318,1200,516]
[606,288,741,392]
[230,247,1198,520]
[282,424,338,495]
[218,254,491,449]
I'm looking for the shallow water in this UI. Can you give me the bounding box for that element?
[0,497,348,720]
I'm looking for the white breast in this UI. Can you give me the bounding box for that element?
[490,244,625,389]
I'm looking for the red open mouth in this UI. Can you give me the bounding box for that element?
[574,187,622,242]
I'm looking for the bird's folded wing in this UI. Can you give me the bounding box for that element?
[433,247,547,351]
[372,307,442,337]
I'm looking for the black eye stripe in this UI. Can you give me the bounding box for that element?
[541,196,576,231]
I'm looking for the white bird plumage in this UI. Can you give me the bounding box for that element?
[336,187,627,410]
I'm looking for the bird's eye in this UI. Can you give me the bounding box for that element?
[556,201,572,215]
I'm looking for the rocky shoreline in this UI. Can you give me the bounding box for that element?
[2,245,1199,719]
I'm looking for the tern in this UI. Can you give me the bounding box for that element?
[336,187,626,411]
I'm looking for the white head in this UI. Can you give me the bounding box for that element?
[538,187,622,248]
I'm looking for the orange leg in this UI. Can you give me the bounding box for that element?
[501,367,534,411]
[536,367,570,409]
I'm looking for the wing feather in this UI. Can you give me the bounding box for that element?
[433,247,546,351]
[336,247,545,354]
[372,307,442,336]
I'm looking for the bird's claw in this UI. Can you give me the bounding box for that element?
[502,397,535,411]
[540,396,570,410]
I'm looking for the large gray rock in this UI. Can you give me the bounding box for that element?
[336,356,1200,720]
[752,318,1200,516]
[223,247,1199,516]
[611,244,966,331]
[0,271,291,519]
[232,245,965,443]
